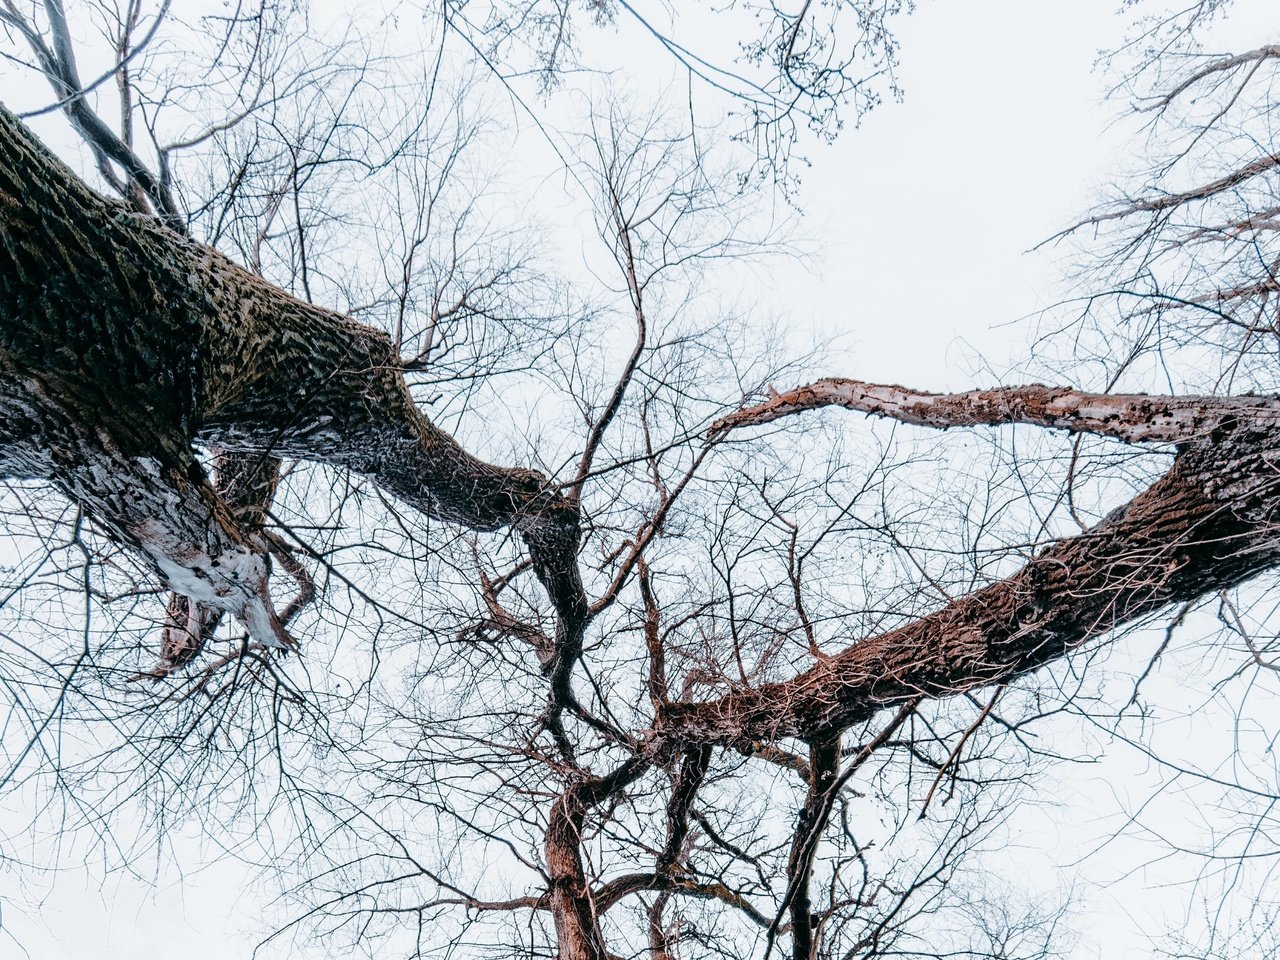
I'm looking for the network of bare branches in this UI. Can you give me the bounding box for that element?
[0,2,1277,960]
[441,0,913,188]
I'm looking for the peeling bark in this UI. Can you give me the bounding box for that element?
[711,378,1280,444]
[158,452,282,671]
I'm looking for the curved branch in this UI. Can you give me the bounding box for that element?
[711,378,1280,444]
[1078,151,1280,229]
[1146,44,1280,111]
[661,427,1280,746]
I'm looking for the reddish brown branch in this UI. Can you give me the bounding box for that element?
[712,379,1280,444]
[545,757,650,960]
[661,430,1280,747]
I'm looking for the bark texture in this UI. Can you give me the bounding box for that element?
[711,378,1280,444]
[0,106,586,651]
[665,410,1280,746]
[158,452,282,670]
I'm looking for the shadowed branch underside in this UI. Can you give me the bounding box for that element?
[0,106,586,655]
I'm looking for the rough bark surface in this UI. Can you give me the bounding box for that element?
[0,107,586,653]
[662,422,1280,746]
[711,378,1280,444]
[158,451,282,670]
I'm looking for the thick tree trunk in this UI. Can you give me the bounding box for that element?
[0,103,594,957]
[545,759,648,959]
[547,791,611,960]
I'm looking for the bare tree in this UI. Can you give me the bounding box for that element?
[1,2,1278,959]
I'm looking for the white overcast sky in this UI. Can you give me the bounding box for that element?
[4,1,1279,958]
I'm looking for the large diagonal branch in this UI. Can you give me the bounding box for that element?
[664,398,1280,747]
[0,107,586,655]
[1146,45,1280,111]
[712,379,1280,443]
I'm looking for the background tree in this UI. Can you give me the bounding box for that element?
[0,1,1277,959]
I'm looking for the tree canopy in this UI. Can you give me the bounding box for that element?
[2,2,1280,958]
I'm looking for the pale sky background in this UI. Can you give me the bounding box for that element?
[3,1,1279,958]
